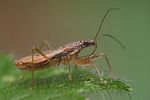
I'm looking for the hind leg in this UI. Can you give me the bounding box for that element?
[39,40,52,50]
[30,46,53,89]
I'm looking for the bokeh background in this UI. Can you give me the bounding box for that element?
[0,0,150,100]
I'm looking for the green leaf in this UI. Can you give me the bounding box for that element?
[0,54,133,100]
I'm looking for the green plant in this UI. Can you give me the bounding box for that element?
[0,54,133,100]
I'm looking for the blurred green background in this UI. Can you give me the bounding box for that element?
[0,0,149,100]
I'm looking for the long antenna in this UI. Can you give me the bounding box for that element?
[93,8,120,40]
[102,34,126,49]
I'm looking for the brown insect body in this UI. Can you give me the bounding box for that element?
[15,40,96,71]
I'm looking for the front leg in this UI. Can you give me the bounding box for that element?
[73,55,102,78]
[98,53,112,75]
[90,44,97,55]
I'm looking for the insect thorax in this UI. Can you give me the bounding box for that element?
[65,40,96,50]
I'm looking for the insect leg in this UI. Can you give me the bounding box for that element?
[32,46,53,65]
[68,62,73,81]
[30,47,35,89]
[92,63,103,79]
[98,53,112,75]
[38,40,52,72]
[39,40,51,50]
[73,55,103,78]
[30,46,53,89]
[90,44,97,55]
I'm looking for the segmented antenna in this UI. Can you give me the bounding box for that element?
[93,8,120,40]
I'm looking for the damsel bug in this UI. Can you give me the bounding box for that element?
[15,8,125,88]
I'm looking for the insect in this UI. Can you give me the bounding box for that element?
[14,8,125,88]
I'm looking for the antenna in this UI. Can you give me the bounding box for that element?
[91,8,125,55]
[102,34,126,50]
[93,8,120,40]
